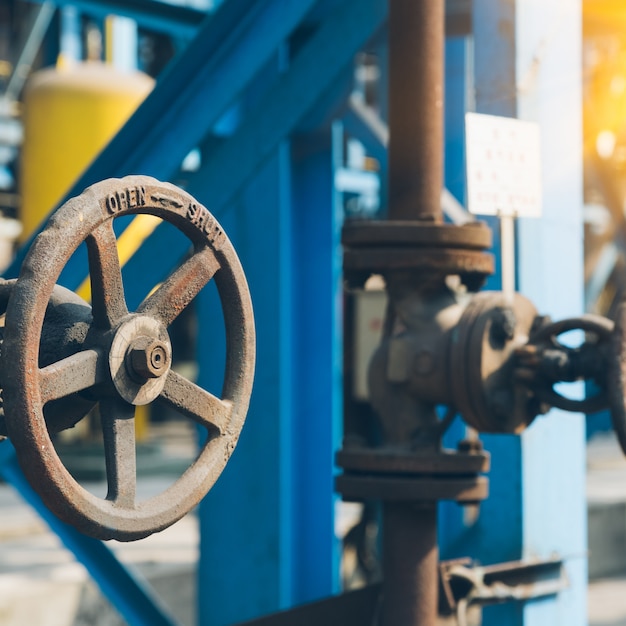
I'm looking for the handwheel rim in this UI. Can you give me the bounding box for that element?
[2,176,255,541]
[609,303,626,456]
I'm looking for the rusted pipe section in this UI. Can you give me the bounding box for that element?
[382,503,439,625]
[388,0,444,222]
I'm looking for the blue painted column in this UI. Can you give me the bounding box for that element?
[196,130,341,623]
[515,2,586,624]
[468,1,586,625]
[439,36,475,557]
[290,132,343,602]
[196,148,295,626]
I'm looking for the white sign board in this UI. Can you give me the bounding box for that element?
[465,112,542,217]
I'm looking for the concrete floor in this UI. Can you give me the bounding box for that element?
[0,476,198,626]
[587,433,626,626]
[589,577,626,626]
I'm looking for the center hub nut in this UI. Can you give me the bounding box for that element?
[110,317,172,405]
[128,336,171,381]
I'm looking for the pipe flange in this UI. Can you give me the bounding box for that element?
[342,220,492,250]
[342,221,494,289]
[336,448,490,475]
[450,291,539,433]
[344,247,494,274]
[336,474,489,503]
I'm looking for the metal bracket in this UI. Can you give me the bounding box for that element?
[228,556,568,626]
[439,556,568,622]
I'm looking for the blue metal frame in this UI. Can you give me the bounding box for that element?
[186,0,386,214]
[193,3,386,620]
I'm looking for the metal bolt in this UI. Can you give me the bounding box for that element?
[457,438,483,454]
[128,336,170,380]
[490,306,516,345]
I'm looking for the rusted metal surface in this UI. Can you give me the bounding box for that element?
[336,474,489,503]
[367,287,465,435]
[517,314,614,414]
[388,0,444,222]
[0,281,96,437]
[1,176,255,541]
[382,504,439,626]
[338,1,490,621]
[336,448,490,475]
[343,247,494,277]
[342,221,492,250]
[439,556,568,620]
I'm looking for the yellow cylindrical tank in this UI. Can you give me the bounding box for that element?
[20,61,154,441]
[20,61,154,241]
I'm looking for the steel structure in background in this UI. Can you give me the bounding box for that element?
[0,1,591,626]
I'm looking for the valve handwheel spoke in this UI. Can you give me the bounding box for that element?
[1,176,255,541]
[39,349,105,404]
[87,220,129,329]
[160,370,232,433]
[137,247,220,328]
[101,397,137,507]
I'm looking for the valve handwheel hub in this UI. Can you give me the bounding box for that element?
[1,176,255,541]
[110,316,172,405]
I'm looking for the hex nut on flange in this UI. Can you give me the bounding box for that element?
[128,336,170,380]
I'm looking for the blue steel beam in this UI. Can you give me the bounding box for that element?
[186,0,387,211]
[191,3,385,623]
[5,0,320,280]
[439,35,476,560]
[0,443,177,626]
[195,149,294,626]
[190,4,384,622]
[289,131,342,604]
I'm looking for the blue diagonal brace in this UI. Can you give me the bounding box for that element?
[72,0,318,180]
[0,442,177,626]
[118,0,386,308]
[187,0,387,211]
[5,0,319,279]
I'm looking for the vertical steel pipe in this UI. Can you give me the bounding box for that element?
[388,0,444,222]
[382,503,439,626]
[382,2,445,624]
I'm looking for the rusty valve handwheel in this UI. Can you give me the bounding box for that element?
[520,315,614,414]
[1,176,255,541]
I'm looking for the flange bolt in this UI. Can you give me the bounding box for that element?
[128,336,170,380]
[490,306,516,346]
